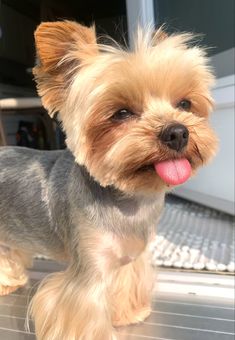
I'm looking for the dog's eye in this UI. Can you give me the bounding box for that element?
[111,109,135,121]
[177,99,191,111]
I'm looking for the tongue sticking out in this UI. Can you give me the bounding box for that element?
[154,159,191,185]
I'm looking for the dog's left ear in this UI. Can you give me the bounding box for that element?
[33,21,97,116]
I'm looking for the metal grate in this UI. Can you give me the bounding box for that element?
[151,195,235,273]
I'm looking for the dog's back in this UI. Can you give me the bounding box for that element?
[0,146,70,257]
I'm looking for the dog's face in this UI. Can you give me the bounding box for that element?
[34,21,218,194]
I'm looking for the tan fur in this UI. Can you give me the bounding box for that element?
[29,269,116,340]
[109,251,154,326]
[0,245,32,295]
[34,21,97,116]
[33,21,218,193]
[15,20,218,340]
[29,229,151,340]
[78,47,217,193]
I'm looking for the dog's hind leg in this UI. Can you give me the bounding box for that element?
[0,244,32,296]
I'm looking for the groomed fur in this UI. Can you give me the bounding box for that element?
[109,251,155,326]
[0,20,218,340]
[29,269,116,340]
[29,231,154,339]
[0,245,31,295]
[34,21,218,194]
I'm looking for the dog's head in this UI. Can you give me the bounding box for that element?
[34,21,218,193]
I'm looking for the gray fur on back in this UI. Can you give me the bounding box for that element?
[0,146,164,259]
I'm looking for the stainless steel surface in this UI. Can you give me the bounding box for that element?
[0,260,234,340]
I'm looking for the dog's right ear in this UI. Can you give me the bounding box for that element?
[34,21,98,116]
[152,26,169,45]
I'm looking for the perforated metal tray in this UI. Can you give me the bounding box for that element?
[152,195,234,273]
[0,260,234,340]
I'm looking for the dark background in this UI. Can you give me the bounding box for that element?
[0,0,234,93]
[155,0,234,55]
[0,0,127,90]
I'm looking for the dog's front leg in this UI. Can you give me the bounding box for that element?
[109,250,155,327]
[29,229,118,340]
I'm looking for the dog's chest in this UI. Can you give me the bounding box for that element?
[81,190,164,260]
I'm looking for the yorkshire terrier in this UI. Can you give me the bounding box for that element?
[0,21,217,339]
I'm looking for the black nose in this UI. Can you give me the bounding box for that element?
[160,124,189,151]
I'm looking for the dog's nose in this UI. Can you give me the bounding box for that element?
[160,124,189,151]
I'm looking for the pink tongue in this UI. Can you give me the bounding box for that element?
[154,159,191,185]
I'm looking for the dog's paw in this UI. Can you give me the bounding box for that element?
[0,284,20,296]
[112,305,151,327]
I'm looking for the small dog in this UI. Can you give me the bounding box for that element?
[0,21,217,339]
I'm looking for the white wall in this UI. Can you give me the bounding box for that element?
[175,75,235,214]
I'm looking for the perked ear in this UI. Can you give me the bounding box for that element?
[152,27,168,45]
[33,21,97,116]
